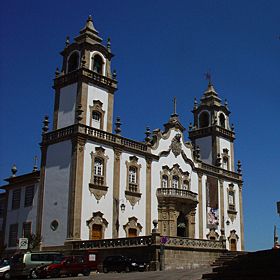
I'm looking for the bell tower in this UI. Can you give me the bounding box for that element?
[53,15,117,132]
[189,81,235,171]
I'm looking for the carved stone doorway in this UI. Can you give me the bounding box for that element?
[91,224,102,240]
[128,228,137,237]
[230,239,237,251]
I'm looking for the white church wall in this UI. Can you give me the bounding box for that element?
[57,83,77,129]
[80,141,114,240]
[223,181,241,250]
[196,136,212,164]
[118,152,147,238]
[86,85,109,130]
[5,183,39,248]
[41,141,72,246]
[201,175,208,238]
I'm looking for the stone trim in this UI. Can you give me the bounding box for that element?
[125,156,142,206]
[89,100,105,130]
[206,228,219,240]
[89,146,109,201]
[227,183,237,223]
[87,211,108,240]
[160,164,190,190]
[228,229,239,251]
[123,216,142,237]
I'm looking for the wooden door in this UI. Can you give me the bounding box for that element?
[230,239,237,251]
[128,228,137,237]
[91,224,102,240]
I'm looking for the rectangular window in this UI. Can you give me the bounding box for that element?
[24,185,35,207]
[22,222,32,237]
[9,223,18,247]
[12,189,21,209]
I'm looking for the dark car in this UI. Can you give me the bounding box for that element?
[34,255,90,278]
[102,255,146,273]
[0,259,10,280]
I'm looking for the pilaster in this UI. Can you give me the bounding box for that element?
[219,179,225,230]
[67,136,86,240]
[238,183,244,250]
[107,92,114,133]
[145,157,152,235]
[112,148,122,238]
[36,145,48,237]
[198,172,204,239]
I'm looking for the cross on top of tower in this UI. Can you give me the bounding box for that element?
[173,96,177,115]
[205,71,212,86]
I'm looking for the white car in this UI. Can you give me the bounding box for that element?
[0,259,10,280]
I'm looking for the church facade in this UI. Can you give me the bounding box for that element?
[1,16,244,253]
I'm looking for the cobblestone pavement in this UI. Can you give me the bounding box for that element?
[48,267,212,280]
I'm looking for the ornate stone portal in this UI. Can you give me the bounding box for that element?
[157,188,198,238]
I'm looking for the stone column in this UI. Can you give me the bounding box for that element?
[198,172,204,239]
[145,157,152,234]
[238,183,245,250]
[112,148,122,238]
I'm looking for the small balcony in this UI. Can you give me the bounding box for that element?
[157,188,198,205]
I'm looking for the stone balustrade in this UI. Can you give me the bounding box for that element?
[70,234,225,251]
[157,188,198,202]
[42,124,148,153]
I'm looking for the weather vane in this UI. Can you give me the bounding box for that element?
[205,71,212,85]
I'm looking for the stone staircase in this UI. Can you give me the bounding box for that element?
[210,251,246,267]
[201,249,280,280]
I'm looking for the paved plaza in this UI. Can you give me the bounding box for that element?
[48,267,211,280]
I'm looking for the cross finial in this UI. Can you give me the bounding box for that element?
[173,97,177,115]
[205,71,212,85]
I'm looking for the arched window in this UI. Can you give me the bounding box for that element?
[92,111,101,129]
[162,175,168,188]
[94,158,103,176]
[223,157,229,170]
[129,167,137,184]
[92,55,103,74]
[219,113,225,128]
[199,111,210,128]
[67,52,79,73]
[172,176,179,188]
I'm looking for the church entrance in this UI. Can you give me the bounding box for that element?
[177,212,188,237]
[230,239,237,251]
[128,228,137,237]
[91,224,102,240]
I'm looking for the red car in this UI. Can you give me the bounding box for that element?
[34,255,91,278]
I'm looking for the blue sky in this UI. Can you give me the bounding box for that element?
[0,0,279,251]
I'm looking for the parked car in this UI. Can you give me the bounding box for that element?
[0,259,10,280]
[102,255,146,273]
[9,251,63,279]
[34,255,91,278]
